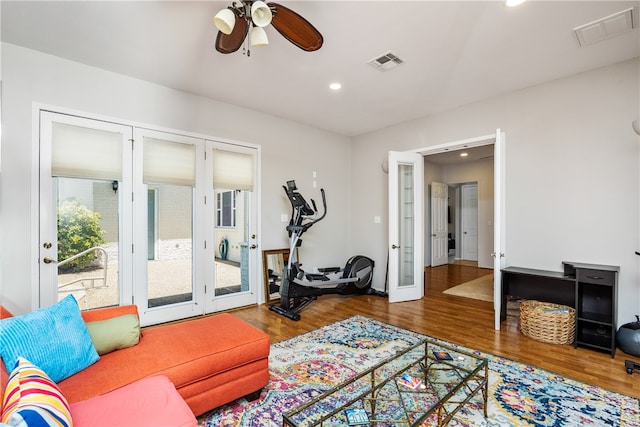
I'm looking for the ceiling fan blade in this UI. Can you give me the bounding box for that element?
[267,2,323,52]
[215,10,249,54]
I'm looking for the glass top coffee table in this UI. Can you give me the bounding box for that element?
[282,338,488,426]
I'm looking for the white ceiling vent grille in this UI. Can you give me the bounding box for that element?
[368,51,404,72]
[573,8,636,46]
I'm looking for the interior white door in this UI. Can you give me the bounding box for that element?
[430,182,448,267]
[493,130,506,330]
[388,151,424,303]
[461,183,478,261]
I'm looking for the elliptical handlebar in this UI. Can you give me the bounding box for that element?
[304,188,327,231]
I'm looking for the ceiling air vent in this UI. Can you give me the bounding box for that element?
[368,51,404,72]
[573,8,636,46]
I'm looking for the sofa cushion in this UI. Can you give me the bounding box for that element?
[0,295,99,383]
[1,357,72,427]
[69,375,197,427]
[85,314,140,355]
[80,304,139,323]
[58,313,270,407]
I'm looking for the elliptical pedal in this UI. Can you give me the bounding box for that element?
[268,305,301,321]
[625,359,640,374]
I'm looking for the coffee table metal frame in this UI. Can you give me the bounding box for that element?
[282,338,488,426]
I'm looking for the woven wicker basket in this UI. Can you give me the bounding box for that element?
[519,300,575,345]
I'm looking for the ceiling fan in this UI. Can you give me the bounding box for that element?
[213,1,323,55]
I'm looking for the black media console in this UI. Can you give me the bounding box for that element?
[501,261,619,357]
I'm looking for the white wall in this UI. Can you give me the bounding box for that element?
[0,43,352,314]
[351,58,640,327]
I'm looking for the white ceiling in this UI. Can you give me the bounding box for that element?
[2,1,639,137]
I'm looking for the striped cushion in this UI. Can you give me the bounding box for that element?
[1,357,72,427]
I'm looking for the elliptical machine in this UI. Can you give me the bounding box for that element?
[268,180,375,321]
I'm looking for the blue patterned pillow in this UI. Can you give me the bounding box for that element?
[0,295,99,383]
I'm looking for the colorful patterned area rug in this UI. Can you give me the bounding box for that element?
[200,315,640,426]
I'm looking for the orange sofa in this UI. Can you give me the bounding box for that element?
[1,304,270,417]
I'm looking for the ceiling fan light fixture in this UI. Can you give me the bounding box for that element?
[214,1,322,55]
[251,1,273,27]
[214,8,236,35]
[250,26,269,47]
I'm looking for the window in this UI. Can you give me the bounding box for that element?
[216,191,236,227]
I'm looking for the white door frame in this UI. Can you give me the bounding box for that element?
[411,130,506,330]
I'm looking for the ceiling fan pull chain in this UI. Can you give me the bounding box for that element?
[245,0,251,57]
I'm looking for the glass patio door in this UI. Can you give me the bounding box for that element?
[205,141,259,313]
[40,110,260,325]
[39,111,133,309]
[133,129,205,326]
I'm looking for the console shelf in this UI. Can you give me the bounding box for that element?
[501,261,619,357]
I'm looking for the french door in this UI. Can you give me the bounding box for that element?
[39,111,259,325]
[39,111,134,311]
[132,128,204,325]
[205,141,259,312]
[387,130,506,329]
[388,150,424,303]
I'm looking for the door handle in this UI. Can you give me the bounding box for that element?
[43,257,57,264]
[391,244,400,249]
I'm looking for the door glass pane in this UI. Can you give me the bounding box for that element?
[143,135,195,309]
[398,164,414,287]
[214,188,250,296]
[56,178,119,310]
[146,184,194,308]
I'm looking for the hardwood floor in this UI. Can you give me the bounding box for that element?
[226,263,640,399]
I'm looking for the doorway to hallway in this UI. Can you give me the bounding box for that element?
[425,261,493,299]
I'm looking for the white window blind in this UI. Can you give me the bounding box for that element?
[212,149,254,191]
[51,123,122,180]
[143,137,195,186]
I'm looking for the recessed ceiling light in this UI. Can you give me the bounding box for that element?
[329,83,342,91]
[505,0,525,7]
[460,152,469,157]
